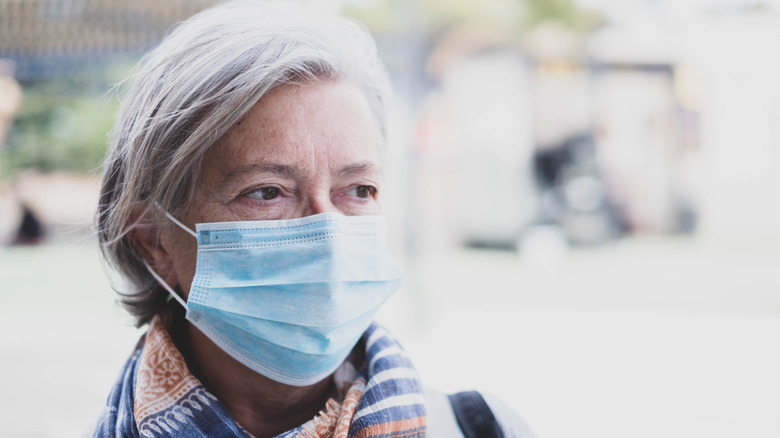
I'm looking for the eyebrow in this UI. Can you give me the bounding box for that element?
[220,161,379,186]
[338,162,380,178]
[220,163,302,186]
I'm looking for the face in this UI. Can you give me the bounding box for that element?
[155,80,383,297]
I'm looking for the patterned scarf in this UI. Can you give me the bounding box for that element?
[91,317,426,438]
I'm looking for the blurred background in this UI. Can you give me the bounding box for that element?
[1,0,779,437]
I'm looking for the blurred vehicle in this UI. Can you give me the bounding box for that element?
[533,133,627,246]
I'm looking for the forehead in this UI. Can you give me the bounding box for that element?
[204,80,381,172]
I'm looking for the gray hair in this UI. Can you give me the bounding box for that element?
[97,0,391,326]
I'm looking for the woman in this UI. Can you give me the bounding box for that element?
[93,2,534,437]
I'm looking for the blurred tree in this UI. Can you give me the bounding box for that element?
[344,0,601,36]
[422,0,525,33]
[0,71,121,176]
[345,0,524,35]
[523,0,603,32]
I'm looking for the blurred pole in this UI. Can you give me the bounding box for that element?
[394,0,430,334]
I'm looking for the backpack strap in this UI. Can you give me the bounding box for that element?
[447,390,504,438]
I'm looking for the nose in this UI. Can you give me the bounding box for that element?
[305,192,340,216]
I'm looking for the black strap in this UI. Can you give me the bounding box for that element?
[448,390,504,438]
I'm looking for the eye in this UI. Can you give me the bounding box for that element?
[349,185,377,199]
[246,186,281,201]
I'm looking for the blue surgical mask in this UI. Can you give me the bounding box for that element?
[146,212,402,386]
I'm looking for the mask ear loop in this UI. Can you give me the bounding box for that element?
[165,211,197,238]
[142,207,196,308]
[143,260,188,309]
[151,202,197,238]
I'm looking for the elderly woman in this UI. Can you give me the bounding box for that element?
[92,2,534,437]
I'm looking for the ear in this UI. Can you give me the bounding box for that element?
[129,215,179,290]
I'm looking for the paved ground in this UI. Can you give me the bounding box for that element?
[388,237,780,438]
[1,235,779,437]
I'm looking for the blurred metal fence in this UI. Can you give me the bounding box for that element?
[0,0,221,78]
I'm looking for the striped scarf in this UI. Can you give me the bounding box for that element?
[91,317,426,438]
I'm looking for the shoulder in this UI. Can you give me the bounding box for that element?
[424,387,537,438]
